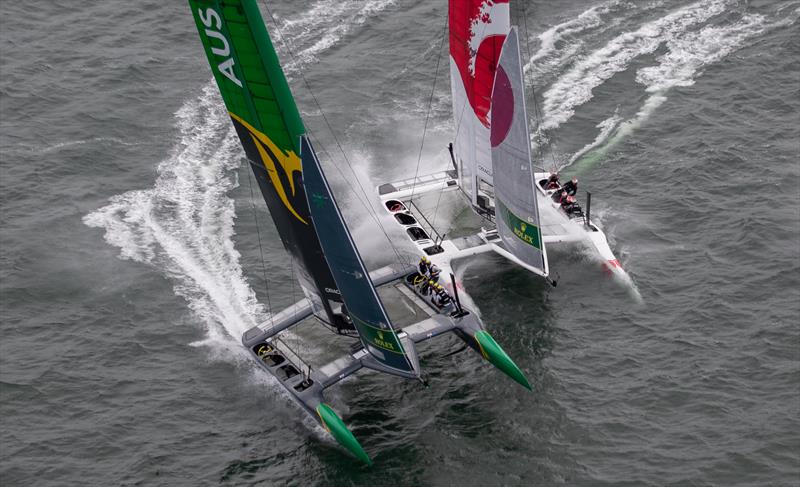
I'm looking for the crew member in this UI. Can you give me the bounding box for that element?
[418,255,430,276]
[561,194,577,213]
[431,284,450,308]
[562,177,578,196]
[412,273,426,291]
[428,264,441,284]
[422,278,437,296]
[437,285,452,308]
[545,172,560,189]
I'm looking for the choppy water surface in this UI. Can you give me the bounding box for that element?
[1,1,798,485]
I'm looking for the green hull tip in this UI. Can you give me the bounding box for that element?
[316,403,372,465]
[474,331,533,391]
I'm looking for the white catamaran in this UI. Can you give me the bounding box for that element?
[188,0,536,465]
[377,0,632,291]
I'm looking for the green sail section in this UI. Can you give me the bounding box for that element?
[188,0,345,326]
[188,0,304,154]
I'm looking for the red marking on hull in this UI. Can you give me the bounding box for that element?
[602,259,622,276]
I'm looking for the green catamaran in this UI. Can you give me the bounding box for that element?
[187,0,531,464]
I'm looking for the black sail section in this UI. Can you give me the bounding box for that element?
[300,137,419,375]
[230,117,344,327]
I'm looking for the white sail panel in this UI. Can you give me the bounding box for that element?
[490,28,548,276]
[448,0,510,207]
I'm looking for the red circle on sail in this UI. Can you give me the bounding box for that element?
[490,66,513,147]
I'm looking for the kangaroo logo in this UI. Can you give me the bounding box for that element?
[229,113,307,225]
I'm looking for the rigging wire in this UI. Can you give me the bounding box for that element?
[245,163,275,328]
[430,9,500,229]
[408,13,449,205]
[261,0,410,268]
[404,14,451,232]
[521,2,561,174]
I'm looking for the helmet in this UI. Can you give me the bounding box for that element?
[421,255,429,262]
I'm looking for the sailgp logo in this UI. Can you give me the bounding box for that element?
[198,8,243,88]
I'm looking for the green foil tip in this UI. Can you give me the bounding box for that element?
[474,331,533,391]
[316,403,372,465]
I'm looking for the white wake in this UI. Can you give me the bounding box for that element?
[541,0,733,131]
[83,0,398,368]
[531,0,791,171]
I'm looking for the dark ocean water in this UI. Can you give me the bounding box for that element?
[2,0,799,485]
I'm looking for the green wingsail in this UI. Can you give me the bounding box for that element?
[188,0,304,153]
[474,331,532,391]
[316,403,372,465]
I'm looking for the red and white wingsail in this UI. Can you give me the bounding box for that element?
[449,0,510,207]
[490,27,549,278]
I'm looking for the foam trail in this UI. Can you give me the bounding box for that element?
[524,0,631,82]
[569,95,666,174]
[84,1,394,371]
[542,0,732,131]
[566,11,779,173]
[567,113,622,170]
[276,0,396,69]
[636,13,770,92]
[84,85,263,362]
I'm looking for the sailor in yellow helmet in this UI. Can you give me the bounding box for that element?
[428,264,441,283]
[422,279,436,296]
[418,255,430,276]
[431,283,451,308]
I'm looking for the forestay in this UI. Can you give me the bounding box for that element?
[301,137,420,376]
[490,28,548,276]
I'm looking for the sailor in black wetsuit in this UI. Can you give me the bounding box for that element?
[418,255,430,275]
[562,177,578,196]
[431,283,452,308]
[422,278,437,296]
[428,265,441,284]
[545,172,560,190]
[561,194,577,213]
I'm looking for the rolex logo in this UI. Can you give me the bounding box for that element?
[520,223,527,232]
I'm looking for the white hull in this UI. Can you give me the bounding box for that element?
[532,172,631,282]
[376,170,631,289]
